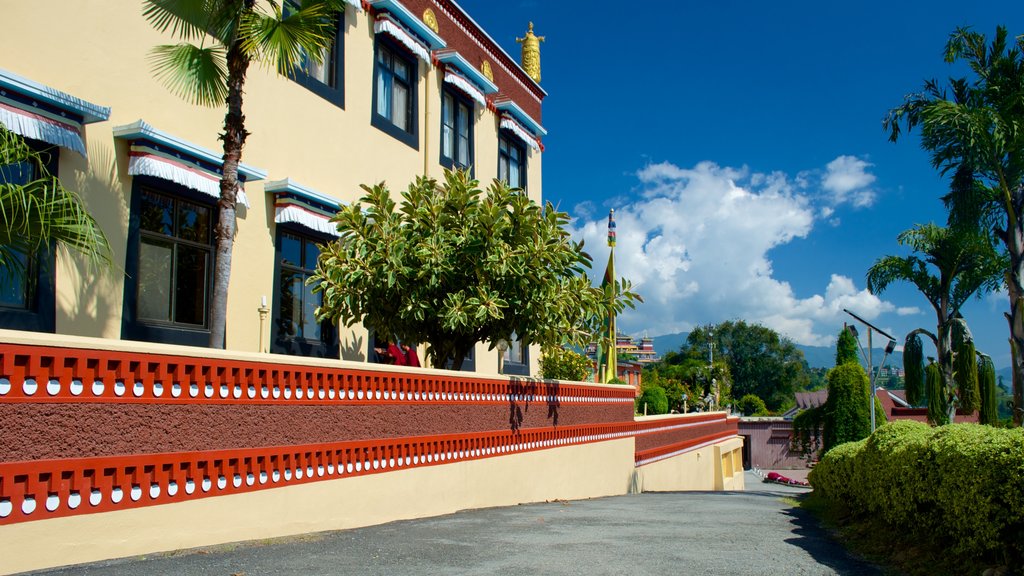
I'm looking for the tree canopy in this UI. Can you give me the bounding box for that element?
[885,25,1024,423]
[311,170,641,370]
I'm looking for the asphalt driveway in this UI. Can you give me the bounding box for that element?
[29,471,879,576]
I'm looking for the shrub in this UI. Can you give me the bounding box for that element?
[822,363,871,453]
[636,385,668,415]
[736,393,768,416]
[539,346,592,381]
[810,422,1024,568]
[791,405,824,459]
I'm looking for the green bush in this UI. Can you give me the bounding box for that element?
[636,385,668,415]
[791,405,824,459]
[811,422,1024,568]
[539,346,592,381]
[736,393,768,416]
[822,363,871,453]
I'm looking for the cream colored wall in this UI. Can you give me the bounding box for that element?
[633,437,746,492]
[0,2,544,372]
[0,438,634,575]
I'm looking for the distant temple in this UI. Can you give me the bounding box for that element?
[586,333,660,365]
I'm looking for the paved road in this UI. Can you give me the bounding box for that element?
[32,472,880,576]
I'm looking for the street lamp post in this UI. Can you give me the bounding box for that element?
[843,308,898,432]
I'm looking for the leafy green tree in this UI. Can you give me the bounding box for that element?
[636,384,668,415]
[903,333,926,406]
[926,360,948,425]
[736,393,768,416]
[0,125,112,274]
[836,326,859,366]
[144,0,345,348]
[867,224,1001,420]
[978,354,999,425]
[312,170,641,370]
[684,321,806,412]
[822,363,872,452]
[885,26,1024,424]
[539,346,592,381]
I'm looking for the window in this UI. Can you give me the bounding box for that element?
[372,39,418,148]
[286,0,345,106]
[0,141,56,332]
[271,228,337,358]
[122,179,215,346]
[498,133,526,190]
[440,88,472,170]
[502,335,529,376]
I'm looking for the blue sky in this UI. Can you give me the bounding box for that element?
[456,1,1023,368]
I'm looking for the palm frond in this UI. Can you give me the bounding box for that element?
[142,0,213,41]
[149,42,229,106]
[240,1,342,75]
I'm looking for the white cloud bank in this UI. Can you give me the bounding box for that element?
[571,158,901,346]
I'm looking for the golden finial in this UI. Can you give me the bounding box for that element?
[516,22,544,83]
[480,59,494,82]
[422,9,439,34]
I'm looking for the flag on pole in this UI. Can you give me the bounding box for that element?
[597,209,617,383]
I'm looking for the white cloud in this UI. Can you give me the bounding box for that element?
[822,155,877,208]
[571,160,904,347]
[897,306,922,316]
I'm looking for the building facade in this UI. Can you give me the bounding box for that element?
[0,0,545,375]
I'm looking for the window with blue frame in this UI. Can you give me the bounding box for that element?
[498,132,526,190]
[0,139,56,332]
[440,87,472,170]
[502,335,529,376]
[285,0,345,106]
[122,179,216,346]
[272,228,338,358]
[372,39,418,148]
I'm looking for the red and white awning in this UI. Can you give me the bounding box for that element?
[499,114,541,152]
[266,179,342,237]
[114,120,267,209]
[443,69,487,108]
[374,14,430,63]
[0,68,109,156]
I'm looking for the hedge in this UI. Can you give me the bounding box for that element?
[809,422,1024,567]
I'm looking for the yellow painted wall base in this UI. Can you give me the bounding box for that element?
[1,439,635,575]
[634,437,746,493]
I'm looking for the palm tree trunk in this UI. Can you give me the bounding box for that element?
[1007,245,1024,426]
[209,7,253,349]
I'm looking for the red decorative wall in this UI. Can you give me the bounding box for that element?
[0,342,737,526]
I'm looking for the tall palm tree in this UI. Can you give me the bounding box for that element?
[144,0,344,348]
[0,125,112,275]
[866,223,1003,424]
[884,26,1024,423]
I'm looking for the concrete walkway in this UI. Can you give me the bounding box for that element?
[30,471,879,576]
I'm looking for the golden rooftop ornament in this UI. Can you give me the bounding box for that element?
[480,59,494,82]
[516,22,544,83]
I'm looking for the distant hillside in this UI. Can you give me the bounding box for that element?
[648,331,901,370]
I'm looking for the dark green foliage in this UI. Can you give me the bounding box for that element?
[926,362,949,425]
[636,385,668,415]
[835,327,859,366]
[791,405,824,459]
[539,346,592,381]
[952,321,980,412]
[903,334,925,406]
[736,393,768,416]
[978,355,998,425]
[812,422,1024,569]
[822,363,872,452]
[681,321,807,412]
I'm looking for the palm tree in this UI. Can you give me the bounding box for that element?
[144,0,344,348]
[866,223,1003,424]
[884,26,1024,423]
[0,124,112,276]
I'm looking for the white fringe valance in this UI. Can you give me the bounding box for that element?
[374,14,430,63]
[128,152,250,208]
[274,204,339,237]
[0,102,86,156]
[499,114,541,152]
[443,70,487,108]
[342,0,362,10]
